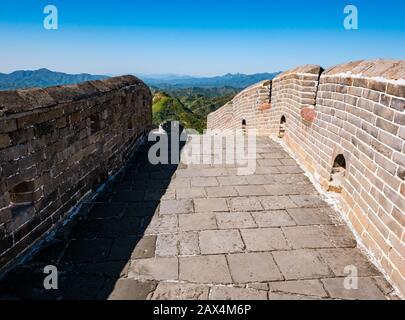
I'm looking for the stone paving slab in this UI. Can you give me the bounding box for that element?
[321,277,387,300]
[272,249,333,280]
[0,135,398,300]
[151,282,210,300]
[210,286,267,300]
[282,226,334,249]
[179,212,217,231]
[108,279,158,300]
[195,198,228,212]
[216,212,256,229]
[241,228,290,251]
[252,210,296,227]
[199,230,245,254]
[227,252,283,283]
[179,255,232,284]
[269,279,328,298]
[128,257,179,281]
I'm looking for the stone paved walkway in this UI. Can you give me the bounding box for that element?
[0,135,398,300]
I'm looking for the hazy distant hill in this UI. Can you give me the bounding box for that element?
[0,69,108,90]
[141,72,281,89]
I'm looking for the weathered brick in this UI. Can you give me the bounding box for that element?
[378,130,403,152]
[0,134,11,149]
[393,112,405,126]
[390,97,405,112]
[386,83,405,98]
[376,118,399,135]
[366,79,386,92]
[373,103,394,121]
[0,119,17,133]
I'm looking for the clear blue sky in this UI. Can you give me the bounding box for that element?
[0,0,404,76]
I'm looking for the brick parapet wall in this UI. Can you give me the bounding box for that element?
[206,101,235,130]
[207,80,272,133]
[0,76,152,269]
[207,59,405,294]
[269,65,323,172]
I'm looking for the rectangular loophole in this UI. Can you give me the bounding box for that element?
[9,180,42,205]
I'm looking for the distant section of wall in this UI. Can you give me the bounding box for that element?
[206,101,234,131]
[207,59,405,294]
[0,76,152,269]
[207,80,272,133]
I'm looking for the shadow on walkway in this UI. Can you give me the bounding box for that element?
[0,124,185,300]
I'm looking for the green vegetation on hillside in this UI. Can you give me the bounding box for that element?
[151,87,239,133]
[152,92,206,133]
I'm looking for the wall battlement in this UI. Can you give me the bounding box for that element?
[207,59,405,294]
[0,76,152,269]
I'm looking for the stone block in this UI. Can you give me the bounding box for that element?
[206,186,238,198]
[210,286,267,300]
[236,185,268,196]
[241,228,290,251]
[227,252,283,282]
[289,195,327,208]
[199,230,244,254]
[190,177,218,187]
[259,196,297,210]
[218,176,247,186]
[144,215,178,235]
[179,212,217,232]
[156,231,200,257]
[194,198,228,212]
[159,200,193,215]
[269,279,327,298]
[318,248,380,277]
[128,257,178,281]
[321,277,386,300]
[215,212,256,229]
[108,279,157,300]
[176,188,206,200]
[252,210,296,227]
[0,134,11,149]
[286,207,333,226]
[179,255,232,284]
[228,197,263,211]
[282,226,334,249]
[320,225,357,248]
[151,282,210,300]
[272,250,332,280]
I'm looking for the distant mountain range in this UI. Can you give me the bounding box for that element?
[0,69,282,91]
[0,69,108,90]
[141,72,281,89]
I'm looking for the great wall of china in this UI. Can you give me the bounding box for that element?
[208,60,405,294]
[0,59,403,297]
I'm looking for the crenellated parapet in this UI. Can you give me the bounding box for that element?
[207,80,272,133]
[0,76,152,269]
[207,59,405,294]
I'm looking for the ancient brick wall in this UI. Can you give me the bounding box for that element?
[0,76,152,269]
[269,64,323,172]
[207,80,272,133]
[206,101,235,131]
[207,59,405,294]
